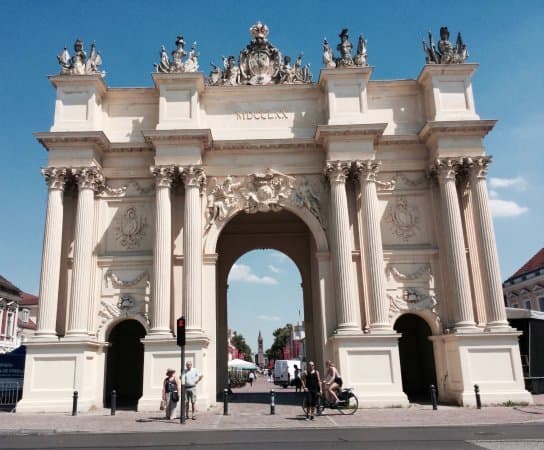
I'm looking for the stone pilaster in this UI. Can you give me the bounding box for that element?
[324,161,361,332]
[431,159,476,330]
[35,168,68,338]
[66,167,104,337]
[181,166,206,333]
[150,166,176,335]
[353,160,391,331]
[465,156,510,329]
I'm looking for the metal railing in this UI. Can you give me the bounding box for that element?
[0,382,22,412]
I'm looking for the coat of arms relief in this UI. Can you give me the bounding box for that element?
[113,206,148,250]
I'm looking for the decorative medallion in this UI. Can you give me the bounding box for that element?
[113,206,148,249]
[208,22,311,86]
[384,196,421,241]
[388,288,438,319]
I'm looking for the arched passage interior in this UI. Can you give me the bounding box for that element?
[394,313,437,401]
[105,319,146,408]
[215,210,325,394]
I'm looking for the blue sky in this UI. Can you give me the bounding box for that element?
[0,1,543,350]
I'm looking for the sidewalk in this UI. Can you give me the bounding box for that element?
[3,400,544,435]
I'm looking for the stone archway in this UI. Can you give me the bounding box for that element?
[214,209,327,395]
[393,313,437,401]
[105,319,146,408]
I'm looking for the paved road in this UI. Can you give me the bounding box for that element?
[2,424,544,449]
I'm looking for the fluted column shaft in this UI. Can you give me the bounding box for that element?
[467,157,509,328]
[354,161,391,330]
[182,166,206,333]
[433,159,476,329]
[66,167,103,337]
[150,166,175,335]
[325,162,361,332]
[35,168,67,337]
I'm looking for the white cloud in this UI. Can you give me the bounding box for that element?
[488,189,499,199]
[489,177,527,191]
[257,314,281,321]
[489,199,529,218]
[271,252,289,263]
[229,264,278,285]
[268,265,281,274]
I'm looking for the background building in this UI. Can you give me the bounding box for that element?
[504,248,544,310]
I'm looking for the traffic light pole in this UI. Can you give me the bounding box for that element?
[180,344,185,424]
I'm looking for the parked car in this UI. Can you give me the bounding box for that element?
[273,359,302,388]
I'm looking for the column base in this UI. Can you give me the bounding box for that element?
[330,332,409,408]
[16,339,107,413]
[430,331,532,406]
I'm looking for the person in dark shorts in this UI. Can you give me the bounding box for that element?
[323,360,342,405]
[293,364,302,392]
[301,361,322,420]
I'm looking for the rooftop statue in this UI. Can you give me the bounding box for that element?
[154,36,199,73]
[57,39,104,76]
[423,27,468,64]
[322,29,368,69]
[208,22,311,86]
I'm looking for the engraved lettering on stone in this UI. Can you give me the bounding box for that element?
[235,111,288,120]
[113,206,148,249]
[384,196,421,241]
[104,269,150,288]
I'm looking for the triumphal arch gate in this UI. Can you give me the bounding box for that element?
[19,23,531,411]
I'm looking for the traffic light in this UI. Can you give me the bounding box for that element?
[176,316,186,347]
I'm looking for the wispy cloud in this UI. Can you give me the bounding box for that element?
[271,252,289,263]
[257,314,281,321]
[229,264,278,285]
[489,199,529,218]
[268,265,281,274]
[489,177,527,191]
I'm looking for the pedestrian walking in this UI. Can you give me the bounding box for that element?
[248,371,255,387]
[301,361,322,420]
[162,368,180,420]
[182,361,203,420]
[294,364,302,392]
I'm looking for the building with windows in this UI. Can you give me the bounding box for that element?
[19,23,530,412]
[0,276,21,353]
[504,248,544,311]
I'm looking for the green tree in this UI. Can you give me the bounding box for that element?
[265,324,292,362]
[231,332,253,362]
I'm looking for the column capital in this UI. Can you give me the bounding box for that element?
[465,156,492,181]
[429,157,463,183]
[150,165,176,188]
[353,160,381,182]
[180,166,206,190]
[72,166,104,191]
[324,161,351,184]
[41,167,68,191]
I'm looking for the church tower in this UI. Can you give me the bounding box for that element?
[257,330,264,368]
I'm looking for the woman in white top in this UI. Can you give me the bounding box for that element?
[323,360,342,404]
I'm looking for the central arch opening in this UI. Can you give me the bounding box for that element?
[215,210,324,397]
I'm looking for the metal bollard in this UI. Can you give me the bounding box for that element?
[223,388,229,416]
[430,384,438,410]
[72,391,78,416]
[111,390,117,416]
[270,389,275,415]
[474,384,482,409]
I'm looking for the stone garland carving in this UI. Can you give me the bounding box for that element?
[388,288,439,319]
[154,35,199,73]
[205,170,323,231]
[423,26,468,64]
[385,264,433,283]
[98,180,155,198]
[323,28,368,68]
[57,39,104,76]
[208,22,311,86]
[104,269,149,288]
[383,196,421,241]
[113,206,148,249]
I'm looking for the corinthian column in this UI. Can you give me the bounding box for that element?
[181,166,206,333]
[66,167,104,337]
[150,166,175,335]
[354,160,391,331]
[466,156,509,329]
[432,159,476,330]
[324,161,361,332]
[35,167,67,338]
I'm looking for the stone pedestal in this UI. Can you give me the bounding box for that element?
[331,333,408,407]
[17,340,107,413]
[430,332,532,406]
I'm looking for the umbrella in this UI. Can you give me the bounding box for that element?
[228,358,258,370]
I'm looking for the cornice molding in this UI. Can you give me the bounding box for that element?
[142,129,212,149]
[418,120,497,142]
[315,123,387,144]
[151,72,206,92]
[211,137,319,152]
[34,131,110,152]
[48,74,108,95]
[417,63,479,85]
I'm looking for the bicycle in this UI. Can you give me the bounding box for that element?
[302,387,359,415]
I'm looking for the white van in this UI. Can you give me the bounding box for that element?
[273,360,302,388]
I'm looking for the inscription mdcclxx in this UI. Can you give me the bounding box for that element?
[236,111,288,120]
